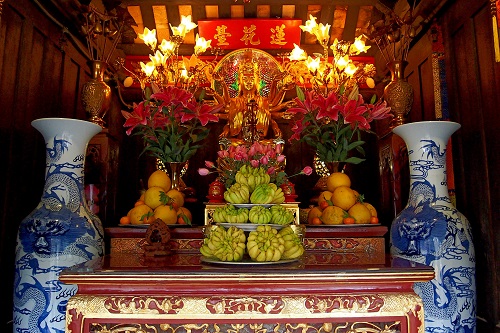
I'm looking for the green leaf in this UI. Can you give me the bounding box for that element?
[296,85,305,101]
[346,140,365,151]
[344,156,365,164]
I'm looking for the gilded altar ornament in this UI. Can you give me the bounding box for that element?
[81,60,112,127]
[367,1,420,127]
[210,48,294,147]
[66,293,423,333]
[79,3,135,127]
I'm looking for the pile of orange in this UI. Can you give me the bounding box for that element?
[307,172,379,225]
[119,170,192,226]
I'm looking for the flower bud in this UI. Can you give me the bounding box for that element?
[198,168,210,176]
[205,160,215,168]
[302,166,313,175]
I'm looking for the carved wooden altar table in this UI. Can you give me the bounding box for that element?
[60,247,434,333]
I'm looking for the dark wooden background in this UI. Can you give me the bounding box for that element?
[0,0,498,331]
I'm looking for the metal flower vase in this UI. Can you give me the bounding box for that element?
[384,61,414,127]
[390,121,476,333]
[13,118,105,333]
[81,60,112,128]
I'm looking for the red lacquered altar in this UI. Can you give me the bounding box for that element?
[60,225,434,333]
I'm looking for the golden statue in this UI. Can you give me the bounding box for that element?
[209,49,294,147]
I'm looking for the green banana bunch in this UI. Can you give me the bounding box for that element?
[248,205,272,224]
[246,225,285,262]
[278,226,305,259]
[270,186,285,204]
[224,183,250,204]
[225,206,249,223]
[250,183,275,204]
[212,205,248,223]
[200,225,246,262]
[235,165,270,192]
[270,205,295,225]
[213,206,228,223]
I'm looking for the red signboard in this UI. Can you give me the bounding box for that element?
[197,19,302,50]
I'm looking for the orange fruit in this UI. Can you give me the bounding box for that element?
[319,200,330,210]
[119,216,131,225]
[153,204,178,225]
[348,203,372,224]
[331,186,357,211]
[129,204,154,225]
[321,206,345,225]
[177,207,192,225]
[147,170,171,191]
[311,217,322,225]
[166,189,185,207]
[364,202,377,217]
[134,200,145,207]
[326,172,351,192]
[318,191,333,205]
[144,186,166,209]
[307,206,322,224]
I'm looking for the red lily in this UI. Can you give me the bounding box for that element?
[122,102,150,135]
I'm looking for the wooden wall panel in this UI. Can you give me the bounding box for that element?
[441,0,499,330]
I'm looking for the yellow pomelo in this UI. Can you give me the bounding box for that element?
[153,204,178,225]
[318,191,333,205]
[129,204,153,225]
[144,186,166,209]
[307,206,322,224]
[166,189,185,208]
[331,186,357,211]
[348,203,372,224]
[147,170,171,191]
[321,206,346,225]
[326,172,351,192]
[364,202,377,217]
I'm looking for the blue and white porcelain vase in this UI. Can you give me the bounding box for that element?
[13,118,105,333]
[391,121,476,333]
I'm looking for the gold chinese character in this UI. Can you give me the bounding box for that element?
[240,25,260,46]
[215,25,231,46]
[270,24,287,46]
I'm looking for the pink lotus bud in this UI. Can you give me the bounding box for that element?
[275,143,283,154]
[198,168,210,176]
[205,161,215,168]
[302,166,313,175]
[277,155,285,163]
[260,156,269,165]
[267,166,275,174]
[250,160,260,168]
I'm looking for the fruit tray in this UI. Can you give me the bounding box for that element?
[216,222,286,231]
[200,256,300,266]
[204,202,300,226]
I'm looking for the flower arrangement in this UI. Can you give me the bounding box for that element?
[198,141,312,188]
[122,84,222,163]
[287,85,392,164]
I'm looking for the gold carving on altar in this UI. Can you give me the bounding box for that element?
[88,322,401,333]
[66,293,422,333]
[207,296,285,314]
